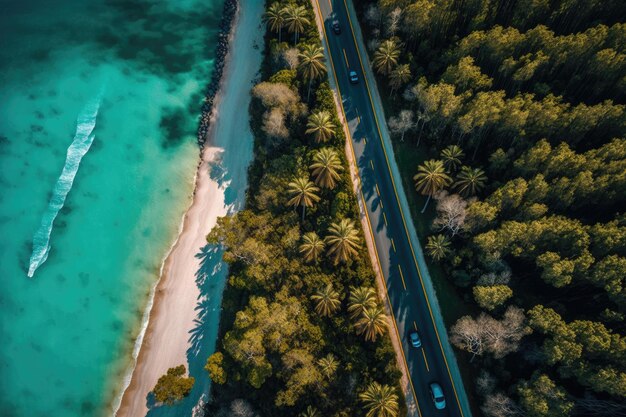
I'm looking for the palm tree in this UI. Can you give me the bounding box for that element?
[298,44,326,100]
[300,406,319,417]
[413,159,452,213]
[454,165,487,197]
[317,353,339,379]
[389,64,411,94]
[359,382,399,417]
[441,145,465,171]
[426,234,451,261]
[299,232,325,263]
[356,305,387,341]
[287,177,320,221]
[325,219,361,264]
[348,286,377,320]
[283,4,310,44]
[372,39,400,75]
[311,283,341,317]
[306,111,336,143]
[264,3,285,42]
[310,148,343,189]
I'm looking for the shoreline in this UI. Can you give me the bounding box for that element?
[114,1,242,416]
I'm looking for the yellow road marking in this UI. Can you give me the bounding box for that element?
[383,212,388,226]
[370,160,374,170]
[363,137,366,144]
[391,238,396,252]
[341,1,465,415]
[398,265,407,290]
[343,48,349,67]
[375,184,380,196]
[422,349,430,372]
[413,321,418,330]
[313,3,423,416]
[327,0,332,10]
[357,115,361,123]
[379,199,383,209]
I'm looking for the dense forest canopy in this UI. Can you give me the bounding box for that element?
[358,0,626,416]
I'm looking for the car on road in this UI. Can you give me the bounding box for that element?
[349,70,359,84]
[409,330,422,348]
[332,20,341,34]
[429,382,446,410]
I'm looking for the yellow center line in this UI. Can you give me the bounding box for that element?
[313,3,422,416]
[422,349,430,372]
[343,48,349,67]
[341,1,465,415]
[398,265,407,290]
[379,199,383,209]
[370,160,374,170]
[391,238,396,252]
[357,115,361,123]
[375,184,380,196]
[383,212,388,226]
[363,137,366,145]
[413,321,418,330]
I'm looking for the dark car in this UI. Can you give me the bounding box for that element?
[349,70,359,84]
[409,330,422,348]
[429,382,446,410]
[332,20,341,34]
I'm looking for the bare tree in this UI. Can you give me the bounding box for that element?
[476,370,496,396]
[263,107,289,139]
[477,269,512,286]
[230,399,255,417]
[482,393,522,417]
[386,7,402,36]
[282,47,299,70]
[574,398,626,416]
[450,315,485,360]
[364,4,381,29]
[433,191,467,237]
[388,110,415,142]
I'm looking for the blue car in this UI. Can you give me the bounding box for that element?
[409,330,422,348]
[429,382,446,410]
[349,70,359,84]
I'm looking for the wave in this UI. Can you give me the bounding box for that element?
[27,95,102,278]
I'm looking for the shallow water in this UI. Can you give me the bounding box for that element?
[0,0,224,415]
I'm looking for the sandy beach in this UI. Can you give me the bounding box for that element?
[114,1,264,416]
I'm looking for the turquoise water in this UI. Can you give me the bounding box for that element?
[0,0,224,415]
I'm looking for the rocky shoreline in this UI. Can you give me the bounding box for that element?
[197,0,239,147]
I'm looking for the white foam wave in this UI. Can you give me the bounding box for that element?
[27,95,102,278]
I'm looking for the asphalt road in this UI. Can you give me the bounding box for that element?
[313,1,470,416]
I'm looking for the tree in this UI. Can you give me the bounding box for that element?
[348,286,377,320]
[306,111,336,143]
[372,39,401,75]
[298,44,326,100]
[389,64,411,94]
[205,352,227,385]
[317,353,339,379]
[413,159,452,212]
[473,285,513,311]
[359,382,399,417]
[299,232,325,263]
[356,305,388,341]
[311,283,341,317]
[286,177,320,221]
[426,234,451,261]
[152,365,195,405]
[388,110,415,141]
[441,145,465,171]
[264,3,286,42]
[310,148,343,189]
[283,4,310,44]
[454,166,487,197]
[433,191,467,237]
[517,373,574,417]
[325,219,361,264]
[300,406,319,417]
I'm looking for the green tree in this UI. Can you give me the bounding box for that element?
[389,63,411,94]
[454,166,487,197]
[152,365,195,405]
[300,406,319,417]
[311,283,341,317]
[413,159,452,212]
[298,44,327,100]
[283,4,310,44]
[299,232,325,263]
[264,3,286,42]
[348,286,377,320]
[373,39,401,75]
[317,353,339,379]
[426,234,451,261]
[205,352,227,385]
[359,381,399,417]
[473,285,513,311]
[306,111,336,143]
[440,145,465,171]
[325,219,361,264]
[286,177,320,221]
[517,373,574,417]
[356,305,388,342]
[310,148,343,189]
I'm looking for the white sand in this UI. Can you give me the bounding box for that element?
[115,0,264,415]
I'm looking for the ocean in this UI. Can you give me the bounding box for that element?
[0,0,225,415]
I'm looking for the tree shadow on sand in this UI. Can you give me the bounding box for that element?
[145,244,229,417]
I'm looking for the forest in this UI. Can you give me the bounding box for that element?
[203,1,406,416]
[354,0,626,416]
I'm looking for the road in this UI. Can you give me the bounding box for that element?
[312,1,472,416]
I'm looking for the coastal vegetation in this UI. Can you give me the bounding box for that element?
[205,1,404,416]
[356,1,626,416]
[152,365,195,405]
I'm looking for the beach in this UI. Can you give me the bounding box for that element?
[114,0,264,415]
